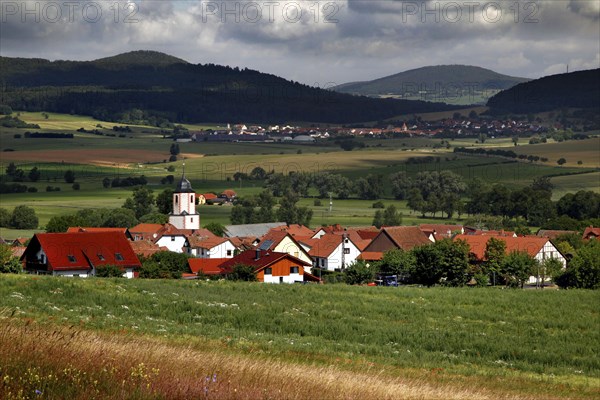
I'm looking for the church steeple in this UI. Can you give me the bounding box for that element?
[169,162,199,230]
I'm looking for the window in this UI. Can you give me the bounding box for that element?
[190,218,193,222]
[115,253,124,261]
[190,195,194,202]
[171,236,176,241]
[227,250,232,256]
[265,268,272,275]
[97,254,105,261]
[290,266,299,274]
[344,248,350,254]
[320,259,325,267]
[67,255,76,262]
[175,195,179,204]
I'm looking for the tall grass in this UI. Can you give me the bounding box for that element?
[1,276,599,398]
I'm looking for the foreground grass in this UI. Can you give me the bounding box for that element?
[1,275,599,399]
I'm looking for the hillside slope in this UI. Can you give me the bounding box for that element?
[487,69,600,113]
[333,65,529,103]
[0,52,460,124]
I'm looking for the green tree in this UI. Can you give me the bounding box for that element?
[156,189,174,214]
[170,143,180,155]
[64,170,76,183]
[555,240,600,289]
[484,237,506,286]
[103,208,137,228]
[540,258,564,287]
[412,244,444,287]
[230,205,245,225]
[256,190,276,223]
[0,243,22,274]
[0,208,10,227]
[383,205,402,226]
[204,222,226,237]
[96,264,124,278]
[139,212,169,224]
[28,167,41,182]
[557,158,567,166]
[376,249,416,283]
[344,260,376,285]
[500,251,537,288]
[227,264,257,281]
[123,187,155,219]
[102,177,111,188]
[46,214,80,232]
[355,174,384,200]
[10,205,38,229]
[372,210,384,229]
[277,190,312,226]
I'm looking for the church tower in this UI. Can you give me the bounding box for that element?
[169,164,200,230]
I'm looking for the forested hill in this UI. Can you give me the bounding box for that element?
[487,69,600,114]
[333,65,529,95]
[0,51,460,124]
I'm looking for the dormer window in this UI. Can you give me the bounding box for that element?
[115,253,124,261]
[97,254,105,261]
[67,255,76,262]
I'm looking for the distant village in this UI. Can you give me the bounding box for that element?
[184,117,550,143]
[8,174,599,286]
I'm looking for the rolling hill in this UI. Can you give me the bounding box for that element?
[333,65,530,105]
[0,51,461,124]
[487,68,600,114]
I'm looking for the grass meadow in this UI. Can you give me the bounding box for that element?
[0,275,598,399]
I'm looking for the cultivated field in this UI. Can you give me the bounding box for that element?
[1,275,598,399]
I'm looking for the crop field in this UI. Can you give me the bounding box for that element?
[0,275,598,399]
[511,138,600,168]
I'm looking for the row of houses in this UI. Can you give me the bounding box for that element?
[14,222,598,285]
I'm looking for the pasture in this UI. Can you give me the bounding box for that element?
[0,275,598,399]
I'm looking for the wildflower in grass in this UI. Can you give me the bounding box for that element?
[35,389,42,395]
[212,373,217,383]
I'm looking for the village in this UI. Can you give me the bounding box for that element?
[9,172,598,287]
[184,115,551,143]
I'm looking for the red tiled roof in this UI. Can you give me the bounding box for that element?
[220,250,310,272]
[454,234,550,261]
[271,224,314,237]
[187,236,229,249]
[308,234,343,258]
[583,226,600,239]
[222,190,237,198]
[258,230,289,249]
[536,230,578,239]
[382,226,431,250]
[188,258,229,275]
[130,240,163,258]
[23,232,141,271]
[358,251,383,261]
[67,227,128,233]
[130,223,164,234]
[200,193,218,200]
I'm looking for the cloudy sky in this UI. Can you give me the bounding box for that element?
[1,0,598,86]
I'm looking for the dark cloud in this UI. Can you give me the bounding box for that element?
[0,0,598,84]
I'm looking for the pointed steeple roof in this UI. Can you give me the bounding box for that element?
[175,163,194,193]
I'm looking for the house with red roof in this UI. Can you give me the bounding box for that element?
[185,236,236,258]
[130,240,166,258]
[304,234,361,271]
[21,232,141,278]
[187,258,230,278]
[419,224,464,241]
[454,234,566,284]
[197,193,218,205]
[130,223,165,241]
[255,231,313,268]
[220,250,320,284]
[66,227,132,240]
[583,226,600,241]
[362,226,431,260]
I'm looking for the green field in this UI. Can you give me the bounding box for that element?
[1,275,598,399]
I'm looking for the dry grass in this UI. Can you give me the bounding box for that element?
[0,317,542,400]
[0,149,167,166]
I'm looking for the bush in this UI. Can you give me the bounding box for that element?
[72,183,80,190]
[96,264,124,278]
[227,264,257,282]
[27,187,38,193]
[555,241,600,289]
[344,260,376,285]
[10,205,38,229]
[372,201,385,209]
[313,199,322,206]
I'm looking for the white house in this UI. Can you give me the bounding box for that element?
[185,236,236,258]
[306,234,362,271]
